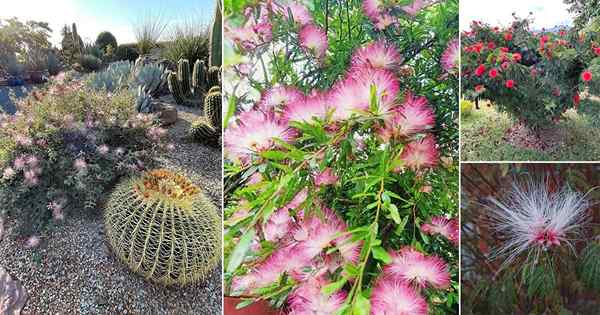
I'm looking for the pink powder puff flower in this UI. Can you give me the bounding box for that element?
[257,85,304,112]
[23,170,39,186]
[74,158,87,171]
[384,247,451,289]
[363,0,384,22]
[263,206,293,242]
[314,168,338,187]
[293,208,347,259]
[390,92,435,137]
[399,135,440,171]
[147,126,167,141]
[2,167,16,180]
[115,147,125,156]
[288,277,347,315]
[330,67,399,120]
[48,201,65,221]
[98,144,110,155]
[246,172,263,185]
[282,91,330,123]
[370,277,428,315]
[15,134,33,146]
[401,0,426,17]
[421,216,459,246]
[13,156,27,170]
[299,24,328,60]
[25,155,39,167]
[224,110,296,165]
[441,37,459,73]
[351,40,403,71]
[276,2,313,26]
[24,235,41,249]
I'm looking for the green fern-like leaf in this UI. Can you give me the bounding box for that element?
[577,242,600,292]
[521,261,556,299]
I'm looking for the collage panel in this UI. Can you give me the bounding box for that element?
[0,0,223,314]
[460,0,600,161]
[461,163,600,314]
[223,0,459,314]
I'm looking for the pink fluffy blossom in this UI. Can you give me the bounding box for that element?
[257,86,304,112]
[24,235,41,248]
[276,1,314,25]
[299,24,328,60]
[288,277,347,315]
[13,155,27,170]
[14,134,33,146]
[351,40,403,71]
[314,168,338,187]
[384,247,451,289]
[224,110,296,165]
[74,158,88,171]
[98,144,110,155]
[330,67,399,120]
[441,38,459,73]
[2,167,15,180]
[23,169,39,186]
[421,216,459,246]
[401,0,426,16]
[370,277,428,315]
[399,135,439,170]
[225,5,272,52]
[48,200,65,221]
[390,92,435,137]
[282,91,330,123]
[363,0,396,29]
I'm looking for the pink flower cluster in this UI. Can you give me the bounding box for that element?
[11,154,42,186]
[225,39,440,171]
[363,0,426,30]
[225,4,273,52]
[232,195,361,314]
[421,215,459,246]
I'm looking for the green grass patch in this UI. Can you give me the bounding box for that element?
[461,103,600,161]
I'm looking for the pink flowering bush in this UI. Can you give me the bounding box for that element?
[224,0,458,313]
[0,79,169,236]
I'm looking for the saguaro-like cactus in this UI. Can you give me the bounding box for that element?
[207,66,220,88]
[168,59,210,106]
[208,0,222,67]
[104,169,221,286]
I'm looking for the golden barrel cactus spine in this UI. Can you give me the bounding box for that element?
[104,169,221,286]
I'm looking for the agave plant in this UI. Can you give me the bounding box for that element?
[130,61,167,96]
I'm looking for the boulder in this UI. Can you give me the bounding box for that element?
[0,266,27,315]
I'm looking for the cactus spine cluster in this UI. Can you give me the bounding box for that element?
[209,0,222,67]
[104,169,221,286]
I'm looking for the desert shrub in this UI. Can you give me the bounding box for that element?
[78,54,102,72]
[95,31,118,52]
[133,14,168,55]
[0,83,170,237]
[163,19,209,64]
[47,51,62,75]
[114,44,139,62]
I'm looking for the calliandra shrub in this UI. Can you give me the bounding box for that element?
[461,14,600,130]
[0,82,171,238]
[223,0,458,313]
[104,169,221,286]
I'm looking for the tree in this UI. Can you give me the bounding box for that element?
[564,0,600,29]
[95,31,118,52]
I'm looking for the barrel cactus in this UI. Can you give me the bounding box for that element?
[208,86,220,94]
[104,169,221,286]
[190,117,219,146]
[204,92,222,129]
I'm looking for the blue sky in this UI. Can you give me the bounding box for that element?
[460,0,574,30]
[1,0,216,46]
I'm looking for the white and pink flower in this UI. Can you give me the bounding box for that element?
[441,37,459,73]
[398,135,439,171]
[282,91,330,123]
[288,276,347,315]
[384,247,451,289]
[370,277,428,315]
[299,24,328,60]
[257,86,304,112]
[314,168,338,187]
[390,92,435,137]
[351,40,403,71]
[421,216,459,246]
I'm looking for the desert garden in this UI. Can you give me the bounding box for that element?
[0,1,223,313]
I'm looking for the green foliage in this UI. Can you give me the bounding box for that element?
[209,0,222,67]
[47,51,62,75]
[95,31,118,52]
[104,169,221,286]
[0,18,52,75]
[204,91,222,128]
[460,99,474,117]
[565,0,600,30]
[114,44,139,62]
[577,242,600,292]
[78,54,102,72]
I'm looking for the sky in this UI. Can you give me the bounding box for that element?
[460,0,575,30]
[1,0,216,46]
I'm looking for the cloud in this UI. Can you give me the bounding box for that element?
[460,0,575,30]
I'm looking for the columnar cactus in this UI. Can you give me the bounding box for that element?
[168,59,211,106]
[104,169,221,286]
[209,0,222,67]
[204,92,222,129]
[207,66,220,88]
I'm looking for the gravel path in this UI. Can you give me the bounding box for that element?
[0,98,223,315]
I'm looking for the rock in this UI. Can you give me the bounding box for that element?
[158,105,178,126]
[0,266,28,315]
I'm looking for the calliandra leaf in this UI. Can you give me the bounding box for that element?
[372,246,392,264]
[226,228,255,273]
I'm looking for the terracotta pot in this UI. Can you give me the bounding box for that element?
[223,296,282,315]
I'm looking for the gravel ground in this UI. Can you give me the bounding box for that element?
[0,98,223,314]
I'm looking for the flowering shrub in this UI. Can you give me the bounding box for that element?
[224,0,458,313]
[461,14,600,130]
[461,164,600,314]
[0,77,170,237]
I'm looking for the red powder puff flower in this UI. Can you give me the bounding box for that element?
[488,68,498,78]
[582,70,593,82]
[501,62,510,70]
[504,32,513,41]
[500,47,509,53]
[512,53,522,62]
[487,42,496,50]
[573,93,581,106]
[505,80,515,88]
[474,64,486,76]
[474,85,485,93]
[540,35,549,45]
